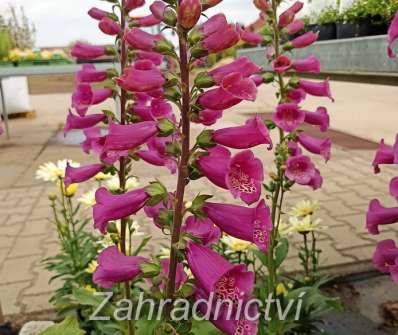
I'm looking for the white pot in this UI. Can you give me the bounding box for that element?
[2,76,32,115]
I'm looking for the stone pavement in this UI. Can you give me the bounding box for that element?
[1,82,398,317]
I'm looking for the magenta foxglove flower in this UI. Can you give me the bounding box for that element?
[76,64,107,83]
[388,11,398,58]
[287,88,306,104]
[366,199,398,235]
[178,0,202,29]
[150,1,167,20]
[133,98,173,121]
[197,145,231,189]
[240,28,263,46]
[72,84,113,116]
[373,240,398,283]
[390,177,398,200]
[212,116,272,149]
[304,106,329,132]
[292,54,321,73]
[93,187,149,234]
[125,28,162,51]
[131,14,161,27]
[116,64,165,93]
[93,246,147,288]
[88,7,110,21]
[204,199,272,251]
[287,20,305,35]
[182,216,221,246]
[288,141,302,156]
[193,109,223,126]
[64,111,105,133]
[103,121,158,152]
[298,79,334,101]
[298,133,331,162]
[99,17,121,35]
[209,57,261,84]
[64,163,104,187]
[199,87,242,110]
[158,259,187,291]
[137,136,177,173]
[220,72,257,101]
[253,0,270,11]
[372,139,397,173]
[144,194,174,228]
[291,31,318,49]
[81,127,105,154]
[285,154,316,185]
[71,42,106,60]
[136,50,164,66]
[273,102,305,132]
[272,55,292,73]
[202,0,223,10]
[309,168,323,190]
[203,24,240,53]
[200,13,227,36]
[226,150,264,205]
[125,0,145,11]
[279,1,304,28]
[186,242,255,302]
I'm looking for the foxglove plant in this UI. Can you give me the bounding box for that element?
[366,11,398,284]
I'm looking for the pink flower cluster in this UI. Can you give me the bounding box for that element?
[365,14,398,284]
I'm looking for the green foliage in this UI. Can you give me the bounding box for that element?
[341,0,398,24]
[0,27,11,60]
[3,5,36,49]
[316,6,340,25]
[39,316,85,335]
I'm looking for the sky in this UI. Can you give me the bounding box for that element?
[0,0,262,48]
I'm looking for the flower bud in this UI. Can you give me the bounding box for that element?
[178,0,202,30]
[145,181,168,206]
[194,71,215,88]
[263,72,275,83]
[48,192,57,201]
[253,0,270,11]
[140,262,161,278]
[157,118,176,137]
[188,29,204,45]
[154,40,175,55]
[196,129,215,149]
[191,45,208,58]
[201,0,222,10]
[163,9,177,26]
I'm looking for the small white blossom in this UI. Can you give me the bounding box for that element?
[36,159,79,182]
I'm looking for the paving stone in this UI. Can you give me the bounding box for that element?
[0,255,40,284]
[327,225,372,250]
[8,236,47,258]
[21,293,53,314]
[341,245,376,262]
[0,281,31,315]
[0,248,9,267]
[20,219,51,237]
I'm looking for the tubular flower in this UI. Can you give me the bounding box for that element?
[76,64,107,83]
[133,98,173,121]
[182,216,221,246]
[273,102,305,132]
[125,0,145,11]
[390,177,398,200]
[388,11,398,58]
[186,242,255,302]
[204,200,272,252]
[144,194,173,228]
[99,17,121,35]
[287,88,306,104]
[125,28,162,51]
[197,146,231,189]
[287,20,305,35]
[116,63,165,92]
[372,138,398,173]
[202,0,223,10]
[212,116,272,149]
[373,240,398,283]
[298,79,334,101]
[292,54,321,73]
[178,0,202,29]
[202,24,240,53]
[366,199,398,235]
[279,1,304,28]
[150,1,167,20]
[81,127,105,154]
[226,150,264,205]
[239,27,263,46]
[131,14,161,27]
[200,13,228,36]
[72,84,113,116]
[220,72,257,101]
[64,111,105,133]
[64,163,104,187]
[285,154,316,185]
[290,31,318,49]
[93,246,147,288]
[288,141,302,156]
[209,57,262,84]
[71,42,106,60]
[298,133,332,162]
[304,106,329,132]
[253,0,270,11]
[272,55,292,73]
[88,7,110,21]
[103,121,158,152]
[199,87,242,110]
[93,187,149,234]
[193,109,223,126]
[135,50,164,66]
[157,259,187,291]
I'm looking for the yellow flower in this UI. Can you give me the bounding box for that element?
[278,221,290,236]
[276,283,288,296]
[106,175,139,191]
[78,189,97,207]
[86,260,98,274]
[221,235,251,253]
[36,159,80,182]
[288,215,324,234]
[94,172,113,181]
[64,183,78,197]
[40,50,53,60]
[290,200,320,218]
[84,285,96,293]
[8,49,22,62]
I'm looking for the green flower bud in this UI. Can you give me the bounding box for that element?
[194,72,215,89]
[196,129,215,149]
[191,45,208,59]
[154,40,175,55]
[140,262,161,278]
[157,118,176,137]
[263,72,275,83]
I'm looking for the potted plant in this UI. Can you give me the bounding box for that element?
[316,6,339,40]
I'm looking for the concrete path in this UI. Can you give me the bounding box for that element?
[0,82,398,316]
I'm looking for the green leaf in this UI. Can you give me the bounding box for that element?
[191,320,223,334]
[275,238,289,268]
[252,248,269,268]
[39,315,85,335]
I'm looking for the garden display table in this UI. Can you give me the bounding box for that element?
[0,63,115,139]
